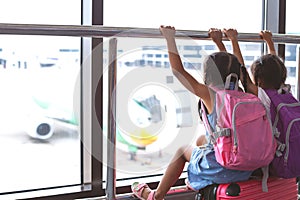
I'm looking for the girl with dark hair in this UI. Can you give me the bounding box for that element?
[250,54,286,90]
[223,29,289,101]
[131,26,253,200]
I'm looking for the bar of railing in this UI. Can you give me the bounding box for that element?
[106,38,117,200]
[0,23,300,44]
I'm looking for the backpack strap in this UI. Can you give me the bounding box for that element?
[214,128,231,138]
[261,165,269,192]
[200,100,215,143]
[200,100,231,143]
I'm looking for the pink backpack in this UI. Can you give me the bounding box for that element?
[201,88,277,171]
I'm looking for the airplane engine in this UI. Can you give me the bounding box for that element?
[26,117,54,140]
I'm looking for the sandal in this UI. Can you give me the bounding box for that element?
[131,182,156,200]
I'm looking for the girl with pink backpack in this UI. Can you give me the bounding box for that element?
[131,26,259,200]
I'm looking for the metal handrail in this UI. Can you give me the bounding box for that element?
[0,23,300,43]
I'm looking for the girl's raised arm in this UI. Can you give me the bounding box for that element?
[223,28,245,67]
[159,25,212,112]
[209,28,227,52]
[260,30,276,55]
[223,28,258,95]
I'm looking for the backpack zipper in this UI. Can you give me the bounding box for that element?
[232,101,268,148]
[274,102,300,127]
[274,103,300,165]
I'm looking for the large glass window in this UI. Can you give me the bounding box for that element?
[102,37,206,185]
[1,0,298,199]
[286,0,300,35]
[0,0,80,24]
[286,0,300,98]
[104,0,262,32]
[103,0,264,188]
[0,0,82,196]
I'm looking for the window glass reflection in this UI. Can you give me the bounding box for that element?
[0,35,81,193]
[102,37,269,185]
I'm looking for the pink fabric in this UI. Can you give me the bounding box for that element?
[203,90,277,170]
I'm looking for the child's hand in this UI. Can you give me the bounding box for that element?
[208,28,223,44]
[159,25,176,39]
[260,30,273,42]
[260,30,276,55]
[223,28,238,41]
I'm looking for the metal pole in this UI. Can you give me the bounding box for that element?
[1,23,300,44]
[106,38,117,200]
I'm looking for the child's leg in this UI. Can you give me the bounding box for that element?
[154,145,194,199]
[132,145,194,200]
